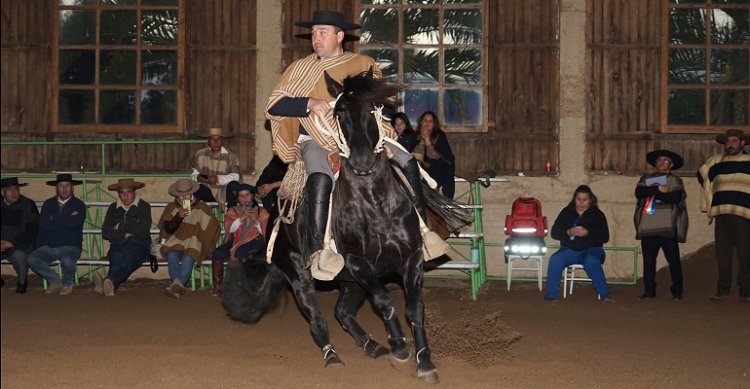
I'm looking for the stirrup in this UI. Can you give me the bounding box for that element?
[310,249,345,281]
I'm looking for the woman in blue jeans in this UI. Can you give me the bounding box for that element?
[545,185,612,302]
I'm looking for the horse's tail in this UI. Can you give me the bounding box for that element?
[222,254,287,324]
[423,182,475,232]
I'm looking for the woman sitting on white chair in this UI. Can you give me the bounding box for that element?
[544,185,612,302]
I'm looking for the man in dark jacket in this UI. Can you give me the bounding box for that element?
[27,174,86,295]
[94,178,152,297]
[1,177,39,294]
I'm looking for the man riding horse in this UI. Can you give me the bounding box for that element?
[265,10,445,280]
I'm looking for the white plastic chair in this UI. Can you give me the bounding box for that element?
[506,254,544,291]
[563,264,592,298]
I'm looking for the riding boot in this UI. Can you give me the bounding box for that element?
[212,260,224,296]
[304,173,344,280]
[402,159,450,261]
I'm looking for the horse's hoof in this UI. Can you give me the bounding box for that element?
[417,368,439,384]
[390,346,411,363]
[324,354,345,368]
[364,339,390,359]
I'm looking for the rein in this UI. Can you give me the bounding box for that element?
[312,93,387,159]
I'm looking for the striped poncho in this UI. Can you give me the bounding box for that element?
[697,151,750,222]
[265,52,396,165]
[159,200,221,261]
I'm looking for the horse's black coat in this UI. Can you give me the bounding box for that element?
[223,70,439,382]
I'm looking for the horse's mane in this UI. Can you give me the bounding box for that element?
[340,72,400,113]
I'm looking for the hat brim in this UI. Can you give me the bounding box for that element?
[716,134,750,144]
[107,182,145,191]
[294,32,360,42]
[295,21,361,30]
[46,180,83,186]
[646,150,684,170]
[168,180,201,197]
[1,183,29,188]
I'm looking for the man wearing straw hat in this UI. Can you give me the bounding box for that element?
[1,177,39,294]
[189,127,241,209]
[698,129,750,302]
[27,174,86,295]
[93,178,152,297]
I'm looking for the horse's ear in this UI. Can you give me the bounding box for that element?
[366,66,374,79]
[324,71,343,98]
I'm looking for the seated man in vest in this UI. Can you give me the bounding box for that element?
[27,174,86,295]
[190,127,241,209]
[95,178,152,297]
[1,177,39,294]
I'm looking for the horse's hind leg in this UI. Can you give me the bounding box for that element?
[283,262,344,368]
[344,256,411,362]
[334,282,389,359]
[403,261,438,383]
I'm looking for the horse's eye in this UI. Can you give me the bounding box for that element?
[348,91,355,96]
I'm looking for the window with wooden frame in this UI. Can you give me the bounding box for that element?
[358,0,487,133]
[662,0,750,134]
[53,0,184,133]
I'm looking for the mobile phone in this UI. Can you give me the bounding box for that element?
[182,199,191,213]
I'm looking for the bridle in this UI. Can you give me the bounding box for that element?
[312,93,387,159]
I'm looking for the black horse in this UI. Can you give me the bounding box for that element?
[223,70,464,383]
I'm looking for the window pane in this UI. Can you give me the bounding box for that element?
[142,10,178,46]
[100,50,136,85]
[100,90,136,124]
[711,9,750,44]
[711,90,748,125]
[141,90,177,124]
[404,48,438,83]
[101,0,136,5]
[404,9,439,44]
[59,90,95,124]
[101,11,137,45]
[445,0,482,3]
[60,0,95,5]
[444,9,482,44]
[404,89,438,125]
[669,0,707,4]
[360,0,397,4]
[669,9,707,45]
[668,48,706,84]
[712,0,750,4]
[59,10,96,45]
[360,48,398,82]
[142,50,177,85]
[360,8,399,44]
[407,0,439,4]
[711,49,749,85]
[143,0,179,5]
[59,50,95,84]
[667,89,706,124]
[445,48,481,84]
[444,89,481,126]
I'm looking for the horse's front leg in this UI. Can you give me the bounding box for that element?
[344,254,411,362]
[403,255,439,384]
[334,282,390,359]
[282,256,344,368]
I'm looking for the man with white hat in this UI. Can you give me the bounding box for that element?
[94,178,152,297]
[189,127,241,209]
[698,129,750,302]
[1,177,39,294]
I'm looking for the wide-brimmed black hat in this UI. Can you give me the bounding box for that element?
[0,177,29,188]
[295,10,361,30]
[646,150,684,170]
[46,174,83,186]
[716,129,749,144]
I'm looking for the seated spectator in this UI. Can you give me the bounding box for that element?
[159,179,220,298]
[1,177,39,294]
[27,174,86,295]
[211,184,269,296]
[255,155,288,229]
[391,112,417,153]
[412,111,456,198]
[94,179,152,297]
[190,127,241,209]
[544,185,612,302]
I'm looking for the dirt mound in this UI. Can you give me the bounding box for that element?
[425,301,522,368]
